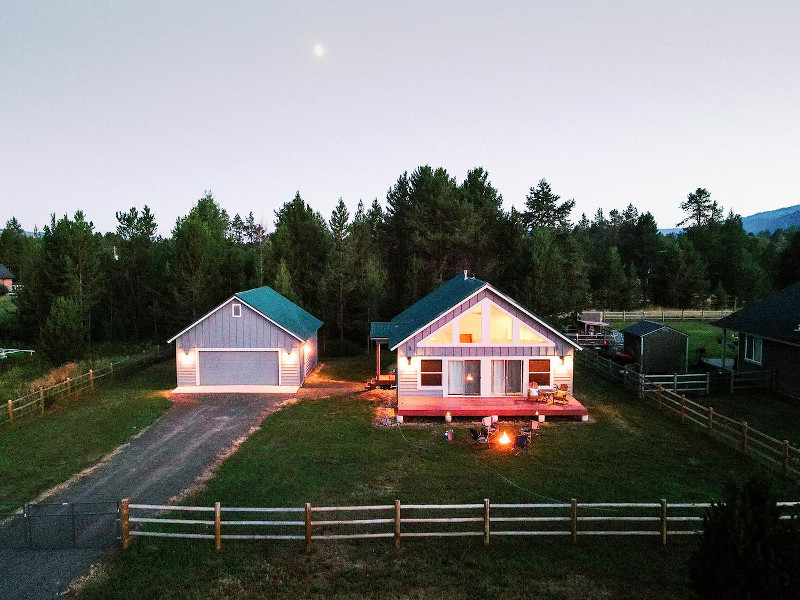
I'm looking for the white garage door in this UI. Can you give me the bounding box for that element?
[198,351,279,386]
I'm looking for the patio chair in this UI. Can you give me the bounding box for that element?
[554,384,569,405]
[469,428,489,445]
[481,416,498,440]
[513,434,529,455]
[522,420,540,441]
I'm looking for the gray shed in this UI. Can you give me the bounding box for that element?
[622,321,689,375]
[167,286,322,393]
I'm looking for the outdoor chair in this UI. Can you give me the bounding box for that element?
[481,416,498,440]
[513,434,529,455]
[554,384,569,405]
[469,428,489,445]
[522,420,540,441]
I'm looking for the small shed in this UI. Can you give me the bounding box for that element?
[167,286,322,393]
[0,264,14,292]
[622,321,689,375]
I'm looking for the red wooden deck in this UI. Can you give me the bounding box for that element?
[398,395,588,418]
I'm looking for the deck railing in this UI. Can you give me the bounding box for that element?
[120,499,800,552]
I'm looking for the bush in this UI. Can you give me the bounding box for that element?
[38,296,87,365]
[689,477,800,599]
[0,284,8,296]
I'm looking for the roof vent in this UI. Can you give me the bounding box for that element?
[463,269,468,280]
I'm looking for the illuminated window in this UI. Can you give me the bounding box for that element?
[528,359,551,387]
[420,360,443,386]
[490,306,513,344]
[492,360,522,395]
[458,306,482,343]
[520,325,545,344]
[448,360,481,395]
[232,303,242,318]
[744,335,763,364]
[425,324,453,344]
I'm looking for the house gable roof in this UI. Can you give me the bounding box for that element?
[0,264,14,279]
[713,281,800,347]
[167,285,322,344]
[373,273,581,351]
[622,320,688,338]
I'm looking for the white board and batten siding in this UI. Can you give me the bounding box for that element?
[175,298,305,392]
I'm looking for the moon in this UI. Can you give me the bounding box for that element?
[314,44,324,57]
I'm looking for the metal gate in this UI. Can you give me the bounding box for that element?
[0,501,120,549]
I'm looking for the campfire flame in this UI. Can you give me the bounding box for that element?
[498,431,511,445]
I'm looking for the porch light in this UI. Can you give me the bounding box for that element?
[179,350,195,366]
[304,343,312,356]
[407,355,412,366]
[559,355,565,365]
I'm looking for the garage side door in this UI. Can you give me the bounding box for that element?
[198,351,279,386]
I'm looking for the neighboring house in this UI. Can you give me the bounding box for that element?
[0,264,13,292]
[713,282,800,398]
[370,272,585,418]
[622,321,689,375]
[167,286,322,393]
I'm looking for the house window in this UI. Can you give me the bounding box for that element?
[490,306,513,344]
[520,325,546,344]
[426,324,453,344]
[447,360,481,395]
[232,303,242,318]
[458,306,482,343]
[528,359,551,387]
[744,335,763,365]
[420,359,443,386]
[492,360,522,395]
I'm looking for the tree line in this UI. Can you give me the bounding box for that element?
[1,165,798,363]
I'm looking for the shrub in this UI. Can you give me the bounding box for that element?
[689,477,800,599]
[0,284,8,296]
[38,296,87,365]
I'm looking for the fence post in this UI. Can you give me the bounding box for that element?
[66,377,71,397]
[660,499,667,546]
[90,369,94,390]
[305,503,312,554]
[121,499,131,550]
[214,502,221,551]
[705,373,710,395]
[39,388,44,414]
[483,498,490,546]
[783,440,790,477]
[394,500,401,550]
[707,407,714,435]
[570,498,577,545]
[673,374,678,392]
[7,399,12,422]
[741,422,748,454]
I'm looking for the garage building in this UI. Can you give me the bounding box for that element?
[168,286,322,393]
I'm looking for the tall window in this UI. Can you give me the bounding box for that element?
[458,306,482,343]
[528,359,551,387]
[425,324,453,344]
[744,335,763,364]
[492,360,522,395]
[448,360,480,395]
[520,325,545,344]
[420,360,443,386]
[490,306,513,344]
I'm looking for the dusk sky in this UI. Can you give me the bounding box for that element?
[2,1,799,235]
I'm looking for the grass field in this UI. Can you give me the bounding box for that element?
[70,357,800,600]
[0,360,172,514]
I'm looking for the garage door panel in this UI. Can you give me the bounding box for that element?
[199,351,279,385]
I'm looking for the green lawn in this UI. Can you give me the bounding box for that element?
[0,360,172,514]
[71,358,800,600]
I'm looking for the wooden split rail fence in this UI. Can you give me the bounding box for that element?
[602,309,733,322]
[120,499,800,552]
[1,348,169,425]
[643,384,800,479]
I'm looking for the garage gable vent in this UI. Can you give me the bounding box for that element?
[232,303,242,318]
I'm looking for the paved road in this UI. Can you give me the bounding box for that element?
[0,392,290,600]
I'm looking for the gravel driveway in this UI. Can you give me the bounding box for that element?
[0,391,292,600]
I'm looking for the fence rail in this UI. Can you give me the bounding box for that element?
[1,348,170,426]
[121,498,800,552]
[643,384,800,479]
[602,309,732,322]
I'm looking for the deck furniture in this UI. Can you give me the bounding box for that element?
[469,428,489,445]
[513,434,529,455]
[522,420,540,441]
[553,384,569,405]
[481,416,498,440]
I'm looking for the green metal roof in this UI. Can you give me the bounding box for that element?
[713,281,800,347]
[369,274,486,347]
[370,322,393,340]
[622,320,688,338]
[0,264,13,279]
[236,286,323,341]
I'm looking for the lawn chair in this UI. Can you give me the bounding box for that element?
[522,420,540,441]
[481,416,498,440]
[469,428,489,445]
[513,433,529,455]
[554,384,569,405]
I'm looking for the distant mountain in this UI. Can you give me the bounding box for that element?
[659,204,800,235]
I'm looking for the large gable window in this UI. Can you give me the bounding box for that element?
[420,360,443,386]
[458,306,482,344]
[744,335,763,365]
[425,324,453,345]
[490,306,513,344]
[520,325,546,344]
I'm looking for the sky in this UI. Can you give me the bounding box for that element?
[2,1,799,235]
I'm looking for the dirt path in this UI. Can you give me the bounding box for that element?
[0,390,292,600]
